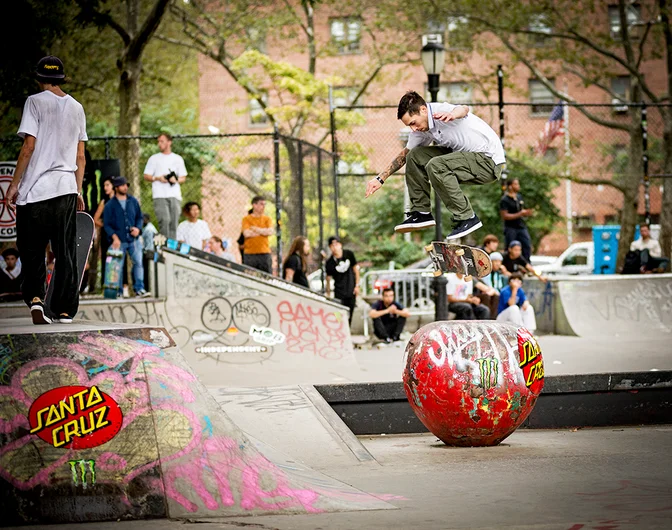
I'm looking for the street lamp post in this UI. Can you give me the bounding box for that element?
[421,41,449,322]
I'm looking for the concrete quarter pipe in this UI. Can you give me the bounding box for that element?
[0,322,393,525]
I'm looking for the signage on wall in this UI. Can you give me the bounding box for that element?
[0,162,17,241]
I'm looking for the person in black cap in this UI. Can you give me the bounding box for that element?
[500,178,533,261]
[503,240,547,282]
[102,176,150,297]
[325,236,360,324]
[7,56,87,324]
[0,248,23,302]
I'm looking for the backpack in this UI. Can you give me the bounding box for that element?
[621,250,641,274]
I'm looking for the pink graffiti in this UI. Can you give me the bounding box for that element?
[0,332,336,515]
[277,301,347,359]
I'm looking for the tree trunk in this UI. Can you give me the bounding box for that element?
[118,57,142,197]
[281,137,303,245]
[660,108,672,258]
[617,125,643,271]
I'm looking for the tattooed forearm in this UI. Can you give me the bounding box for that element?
[379,149,409,181]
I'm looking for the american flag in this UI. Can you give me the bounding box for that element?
[535,102,565,156]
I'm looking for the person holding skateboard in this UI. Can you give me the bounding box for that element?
[365,91,505,240]
[7,56,87,325]
[102,176,150,298]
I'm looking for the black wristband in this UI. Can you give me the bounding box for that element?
[376,176,384,185]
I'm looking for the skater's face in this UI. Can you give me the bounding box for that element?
[4,255,17,270]
[509,245,522,259]
[509,179,520,193]
[329,240,342,256]
[157,135,172,154]
[303,239,311,255]
[104,180,114,196]
[491,259,502,271]
[641,225,650,239]
[115,183,128,196]
[252,200,265,215]
[209,237,222,251]
[400,106,429,132]
[382,290,395,306]
[187,204,200,220]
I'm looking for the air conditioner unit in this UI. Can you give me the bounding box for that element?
[422,33,444,46]
[612,98,628,113]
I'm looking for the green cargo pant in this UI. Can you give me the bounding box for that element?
[405,146,502,221]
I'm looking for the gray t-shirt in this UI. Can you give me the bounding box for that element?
[16,91,87,205]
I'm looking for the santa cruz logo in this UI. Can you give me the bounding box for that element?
[28,385,123,449]
[0,162,17,241]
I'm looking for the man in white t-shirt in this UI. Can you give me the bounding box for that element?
[7,56,87,325]
[143,133,187,240]
[176,202,211,250]
[446,273,490,320]
[365,91,504,240]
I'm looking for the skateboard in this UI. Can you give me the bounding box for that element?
[103,247,124,299]
[45,211,95,316]
[425,242,492,281]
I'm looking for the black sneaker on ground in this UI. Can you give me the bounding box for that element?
[394,212,436,233]
[135,289,151,298]
[446,215,483,240]
[54,313,74,324]
[30,298,52,325]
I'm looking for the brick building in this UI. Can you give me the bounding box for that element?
[197,3,666,256]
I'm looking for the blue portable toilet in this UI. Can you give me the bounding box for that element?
[592,225,621,274]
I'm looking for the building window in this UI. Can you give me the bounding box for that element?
[422,19,445,46]
[608,4,641,40]
[529,14,552,46]
[611,76,631,112]
[246,27,266,54]
[543,147,558,165]
[330,17,362,54]
[529,79,555,116]
[573,215,595,232]
[446,16,470,50]
[426,82,472,104]
[249,92,268,126]
[250,158,271,185]
[332,86,363,112]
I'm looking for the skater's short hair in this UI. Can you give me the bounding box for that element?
[158,132,172,141]
[2,248,19,259]
[382,288,395,296]
[509,272,524,283]
[397,91,427,120]
[483,234,499,247]
[506,178,519,188]
[183,201,200,215]
[251,196,265,205]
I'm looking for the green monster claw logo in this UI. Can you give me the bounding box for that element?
[68,459,96,489]
[476,357,498,390]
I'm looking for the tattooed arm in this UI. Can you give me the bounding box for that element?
[365,148,409,198]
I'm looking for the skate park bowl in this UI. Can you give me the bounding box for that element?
[523,273,672,338]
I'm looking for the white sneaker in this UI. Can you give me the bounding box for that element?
[123,286,130,298]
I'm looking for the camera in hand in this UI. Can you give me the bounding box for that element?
[166,170,178,186]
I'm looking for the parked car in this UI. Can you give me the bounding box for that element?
[534,242,594,276]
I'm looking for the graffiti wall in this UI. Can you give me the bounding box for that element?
[0,328,389,525]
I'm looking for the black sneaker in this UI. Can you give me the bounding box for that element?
[30,298,52,325]
[54,313,74,324]
[394,212,436,233]
[446,215,483,240]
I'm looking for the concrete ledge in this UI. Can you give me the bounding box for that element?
[316,371,672,435]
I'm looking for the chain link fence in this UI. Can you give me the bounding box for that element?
[0,132,337,278]
[333,101,670,256]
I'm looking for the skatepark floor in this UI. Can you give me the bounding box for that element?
[351,333,672,382]
[9,425,672,530]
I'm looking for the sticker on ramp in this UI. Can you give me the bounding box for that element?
[250,325,286,346]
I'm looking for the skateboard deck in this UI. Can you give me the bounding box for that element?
[425,242,492,281]
[103,247,124,299]
[45,211,95,317]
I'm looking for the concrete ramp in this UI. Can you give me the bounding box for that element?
[525,274,672,338]
[156,247,360,386]
[0,321,393,525]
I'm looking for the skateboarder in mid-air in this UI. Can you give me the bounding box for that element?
[7,56,87,325]
[365,91,505,240]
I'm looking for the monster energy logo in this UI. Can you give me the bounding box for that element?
[68,459,96,488]
[476,357,498,390]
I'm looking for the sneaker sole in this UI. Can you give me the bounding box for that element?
[394,220,436,233]
[55,318,74,324]
[31,306,52,325]
[446,221,483,240]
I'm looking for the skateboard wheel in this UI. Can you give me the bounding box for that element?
[464,275,472,282]
[424,244,434,252]
[433,270,443,277]
[455,248,465,256]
